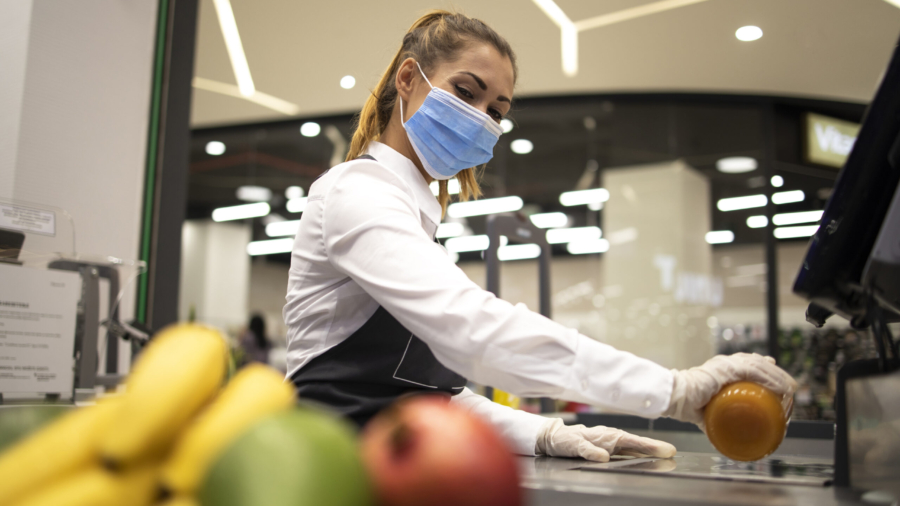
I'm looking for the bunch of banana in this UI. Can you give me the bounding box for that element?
[0,322,302,506]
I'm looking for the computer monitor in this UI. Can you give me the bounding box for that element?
[793,33,900,326]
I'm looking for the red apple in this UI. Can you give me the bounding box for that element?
[360,395,522,506]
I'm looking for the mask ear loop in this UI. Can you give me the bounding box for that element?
[400,61,434,125]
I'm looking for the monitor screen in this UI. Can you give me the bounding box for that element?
[793,33,900,323]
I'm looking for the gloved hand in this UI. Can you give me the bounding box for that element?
[535,418,677,462]
[664,353,798,429]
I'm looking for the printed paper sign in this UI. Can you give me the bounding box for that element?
[0,263,79,396]
[0,203,56,236]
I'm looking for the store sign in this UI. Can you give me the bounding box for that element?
[805,113,860,169]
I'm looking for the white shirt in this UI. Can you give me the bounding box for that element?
[283,141,674,455]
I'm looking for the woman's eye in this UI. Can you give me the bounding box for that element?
[488,108,502,121]
[455,85,474,99]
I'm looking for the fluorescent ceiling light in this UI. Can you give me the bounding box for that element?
[736,25,763,42]
[560,188,610,207]
[705,230,735,244]
[574,0,711,31]
[746,215,768,228]
[771,175,784,187]
[500,119,514,133]
[236,185,271,202]
[430,179,461,196]
[300,122,321,137]
[435,222,465,239]
[774,225,819,239]
[206,141,226,156]
[567,238,610,255]
[193,77,300,115]
[247,238,294,256]
[285,186,304,199]
[529,212,568,228]
[717,194,767,211]
[773,210,823,226]
[532,0,711,77]
[448,196,523,218]
[340,75,356,89]
[212,0,255,97]
[498,243,541,261]
[716,156,757,174]
[444,235,508,253]
[546,226,601,244]
[773,190,805,204]
[212,202,270,222]
[886,0,900,8]
[445,235,489,253]
[286,197,309,213]
[511,139,533,154]
[265,220,301,237]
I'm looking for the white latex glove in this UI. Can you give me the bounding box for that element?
[535,418,677,462]
[664,353,798,429]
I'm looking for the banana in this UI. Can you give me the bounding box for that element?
[12,463,158,506]
[101,323,228,468]
[160,364,295,494]
[0,399,119,505]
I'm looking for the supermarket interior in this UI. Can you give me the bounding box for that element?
[1,1,899,505]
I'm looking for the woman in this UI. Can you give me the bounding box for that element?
[283,10,795,461]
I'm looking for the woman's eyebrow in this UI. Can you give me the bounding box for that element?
[461,71,511,103]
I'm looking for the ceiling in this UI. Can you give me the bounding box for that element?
[190,0,900,127]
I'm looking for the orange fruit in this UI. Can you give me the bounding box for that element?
[703,381,790,461]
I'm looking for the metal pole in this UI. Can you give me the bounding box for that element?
[763,104,780,361]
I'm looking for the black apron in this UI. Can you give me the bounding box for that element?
[289,154,467,427]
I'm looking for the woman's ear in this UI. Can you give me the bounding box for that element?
[395,58,417,103]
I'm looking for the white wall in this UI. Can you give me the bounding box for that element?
[179,220,251,334]
[0,0,160,372]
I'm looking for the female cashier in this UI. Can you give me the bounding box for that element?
[283,10,796,462]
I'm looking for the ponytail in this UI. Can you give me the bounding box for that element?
[346,10,517,215]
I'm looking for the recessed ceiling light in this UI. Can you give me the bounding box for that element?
[212,202,270,222]
[746,215,768,228]
[206,141,226,156]
[236,185,272,202]
[500,118,514,133]
[340,75,356,89]
[559,188,610,207]
[717,194,767,211]
[300,122,321,137]
[247,238,294,256]
[447,196,523,218]
[285,186,304,199]
[771,175,784,187]
[529,212,568,229]
[510,139,533,154]
[772,190,805,204]
[716,156,757,173]
[774,225,819,239]
[736,25,763,42]
[705,231,735,244]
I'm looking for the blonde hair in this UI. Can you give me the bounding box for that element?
[346,10,518,213]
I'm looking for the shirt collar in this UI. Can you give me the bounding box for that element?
[366,141,442,227]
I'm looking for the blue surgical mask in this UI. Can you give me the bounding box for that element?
[400,62,503,180]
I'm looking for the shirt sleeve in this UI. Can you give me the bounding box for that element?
[322,162,674,417]
[450,387,551,456]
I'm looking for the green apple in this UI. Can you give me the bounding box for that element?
[199,405,373,506]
